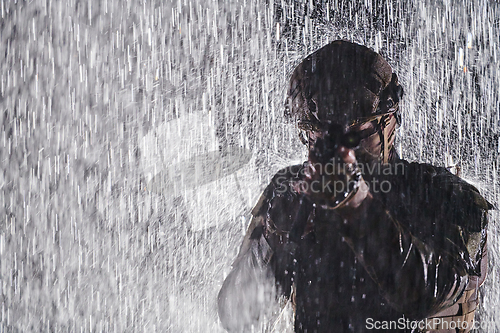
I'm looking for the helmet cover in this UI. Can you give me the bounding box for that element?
[286,40,403,131]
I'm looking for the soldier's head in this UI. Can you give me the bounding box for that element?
[285,40,404,164]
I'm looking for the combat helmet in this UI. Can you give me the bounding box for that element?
[285,40,404,163]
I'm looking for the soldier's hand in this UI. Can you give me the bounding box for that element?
[291,145,369,209]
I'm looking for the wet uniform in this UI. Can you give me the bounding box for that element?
[223,159,489,333]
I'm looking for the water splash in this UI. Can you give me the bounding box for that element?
[0,0,498,331]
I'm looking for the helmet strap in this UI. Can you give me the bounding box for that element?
[379,114,397,164]
[376,115,389,164]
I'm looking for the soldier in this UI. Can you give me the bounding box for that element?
[218,40,490,333]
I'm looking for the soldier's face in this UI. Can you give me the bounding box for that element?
[350,120,383,164]
[306,114,397,165]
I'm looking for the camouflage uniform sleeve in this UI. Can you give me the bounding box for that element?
[230,191,273,269]
[218,173,292,332]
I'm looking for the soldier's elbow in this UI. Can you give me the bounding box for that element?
[217,264,277,332]
[217,276,262,332]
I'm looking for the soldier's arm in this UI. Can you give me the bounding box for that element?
[218,178,295,332]
[332,178,489,320]
[218,170,301,331]
[217,214,277,332]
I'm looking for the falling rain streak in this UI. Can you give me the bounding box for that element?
[0,0,499,332]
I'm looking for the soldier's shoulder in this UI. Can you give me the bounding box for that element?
[269,164,304,184]
[251,164,307,228]
[405,161,492,211]
[256,164,304,199]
